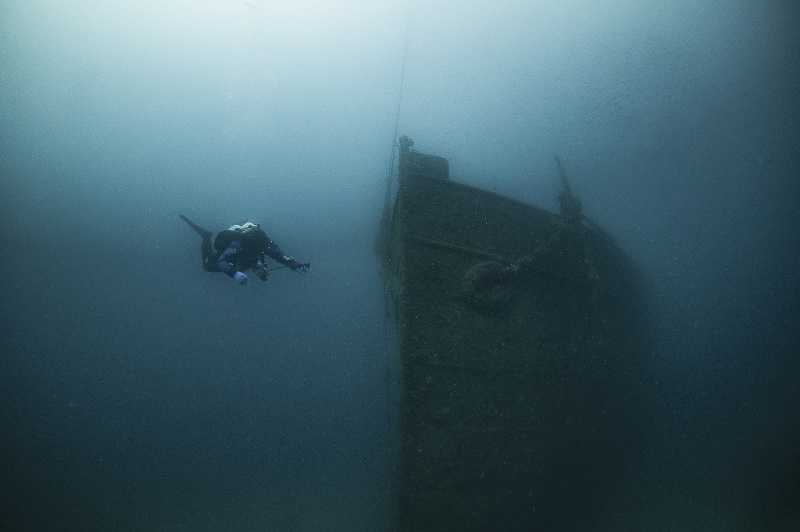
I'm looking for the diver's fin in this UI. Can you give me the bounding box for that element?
[180,214,212,238]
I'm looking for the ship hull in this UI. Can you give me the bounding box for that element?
[381,138,648,530]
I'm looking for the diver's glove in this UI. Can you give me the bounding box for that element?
[234,271,249,285]
[284,256,311,273]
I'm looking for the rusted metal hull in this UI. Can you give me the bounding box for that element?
[381,137,648,531]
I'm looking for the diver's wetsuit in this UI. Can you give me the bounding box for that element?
[213,225,289,278]
[180,214,295,280]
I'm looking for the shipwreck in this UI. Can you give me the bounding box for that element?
[378,136,649,530]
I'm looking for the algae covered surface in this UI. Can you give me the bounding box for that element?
[383,141,649,530]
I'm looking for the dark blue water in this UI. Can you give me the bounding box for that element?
[2,1,798,530]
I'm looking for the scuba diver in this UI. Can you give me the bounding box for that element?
[180,214,310,285]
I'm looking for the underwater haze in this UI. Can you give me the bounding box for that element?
[2,0,798,530]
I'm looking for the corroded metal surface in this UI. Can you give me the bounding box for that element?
[381,137,648,531]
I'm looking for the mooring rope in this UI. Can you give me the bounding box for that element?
[382,2,413,214]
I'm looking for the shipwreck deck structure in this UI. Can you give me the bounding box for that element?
[379,137,648,531]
